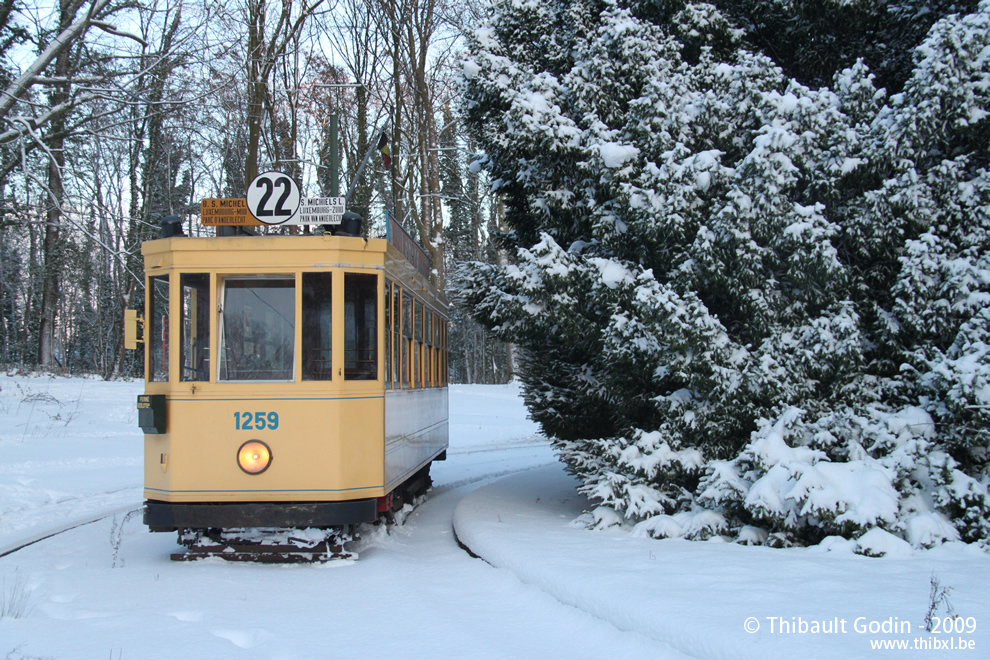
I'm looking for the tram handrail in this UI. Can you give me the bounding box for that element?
[386,212,431,280]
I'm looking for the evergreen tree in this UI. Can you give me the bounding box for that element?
[461,0,990,549]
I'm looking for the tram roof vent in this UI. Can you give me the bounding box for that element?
[329,211,362,237]
[160,215,185,238]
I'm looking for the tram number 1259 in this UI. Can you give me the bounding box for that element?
[234,411,280,431]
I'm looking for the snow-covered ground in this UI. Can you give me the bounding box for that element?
[1,374,987,658]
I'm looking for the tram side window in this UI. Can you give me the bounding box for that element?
[180,274,209,382]
[424,310,433,387]
[344,273,378,380]
[384,281,391,387]
[392,284,399,386]
[302,273,333,380]
[414,300,424,388]
[219,277,295,381]
[392,286,399,386]
[433,314,444,387]
[441,319,448,386]
[149,275,169,382]
[401,292,411,387]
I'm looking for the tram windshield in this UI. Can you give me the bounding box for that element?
[180,274,209,382]
[302,272,332,380]
[219,277,295,381]
[149,275,169,382]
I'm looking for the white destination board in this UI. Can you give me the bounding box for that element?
[295,196,346,225]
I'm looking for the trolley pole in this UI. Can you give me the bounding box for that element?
[345,129,386,205]
[329,114,339,197]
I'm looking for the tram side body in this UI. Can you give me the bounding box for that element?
[136,234,449,534]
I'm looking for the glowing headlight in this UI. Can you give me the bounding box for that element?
[237,440,272,475]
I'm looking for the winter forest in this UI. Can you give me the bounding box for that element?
[0,0,511,384]
[3,0,990,551]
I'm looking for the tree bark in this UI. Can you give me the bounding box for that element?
[244,0,323,188]
[38,0,75,368]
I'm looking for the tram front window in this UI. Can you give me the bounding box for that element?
[345,273,378,380]
[149,275,169,382]
[180,274,209,382]
[302,272,332,380]
[219,277,295,381]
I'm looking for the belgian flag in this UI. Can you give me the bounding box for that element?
[377,132,391,170]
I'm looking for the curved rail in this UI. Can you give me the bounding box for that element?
[0,444,557,561]
[0,503,142,559]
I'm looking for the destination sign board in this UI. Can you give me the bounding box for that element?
[201,185,343,227]
[296,196,346,225]
[200,198,261,226]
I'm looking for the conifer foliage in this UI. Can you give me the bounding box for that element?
[460,0,990,550]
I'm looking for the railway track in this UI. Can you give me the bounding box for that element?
[0,447,556,562]
[0,502,143,559]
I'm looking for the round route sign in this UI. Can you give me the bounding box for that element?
[246,171,300,225]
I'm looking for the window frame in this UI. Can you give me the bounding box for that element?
[384,279,393,388]
[148,274,170,383]
[179,273,210,383]
[343,271,379,381]
[217,275,297,383]
[301,271,333,381]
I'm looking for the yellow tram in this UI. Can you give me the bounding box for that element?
[129,217,448,559]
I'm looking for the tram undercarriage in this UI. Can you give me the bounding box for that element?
[165,463,434,562]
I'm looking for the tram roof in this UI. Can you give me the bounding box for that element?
[142,234,447,308]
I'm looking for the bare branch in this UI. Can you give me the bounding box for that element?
[0,0,112,121]
[91,19,149,46]
[0,91,103,145]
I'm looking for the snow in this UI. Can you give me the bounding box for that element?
[590,257,634,289]
[2,374,989,658]
[463,58,481,80]
[455,467,990,658]
[840,157,864,174]
[854,527,915,558]
[473,27,496,50]
[599,142,640,168]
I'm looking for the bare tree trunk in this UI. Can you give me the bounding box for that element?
[244,0,323,187]
[38,0,74,369]
[386,0,405,227]
[244,0,266,185]
[379,0,446,287]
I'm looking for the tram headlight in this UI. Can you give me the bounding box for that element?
[237,440,272,475]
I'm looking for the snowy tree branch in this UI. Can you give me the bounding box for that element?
[0,0,112,122]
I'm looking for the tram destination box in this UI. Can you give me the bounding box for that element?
[137,394,167,434]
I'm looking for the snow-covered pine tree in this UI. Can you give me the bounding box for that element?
[460,0,990,550]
